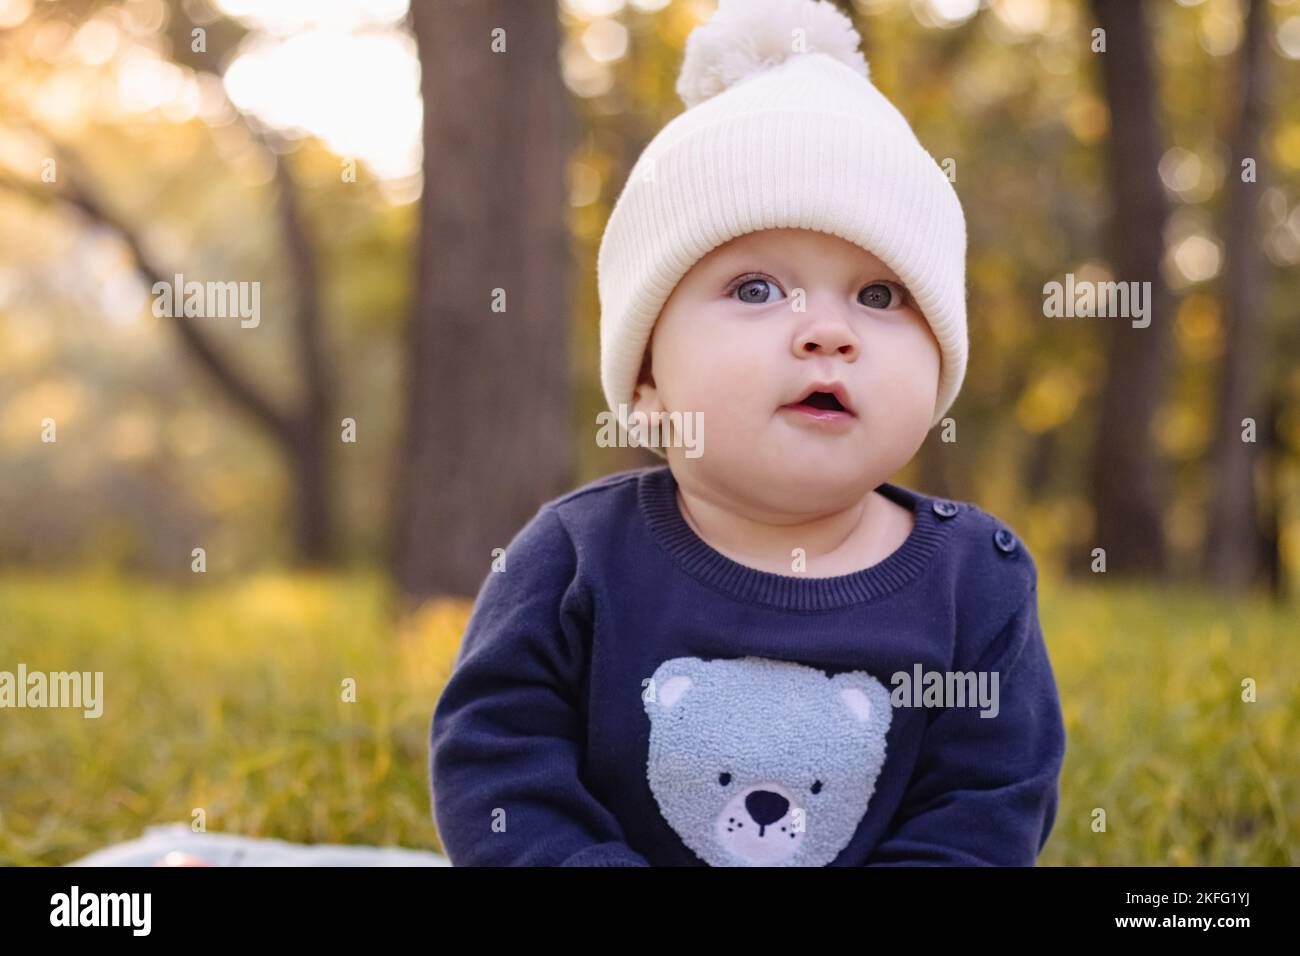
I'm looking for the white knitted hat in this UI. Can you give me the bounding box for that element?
[597,0,967,450]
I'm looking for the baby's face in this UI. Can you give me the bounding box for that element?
[633,228,941,512]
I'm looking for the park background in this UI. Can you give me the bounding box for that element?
[0,0,1297,865]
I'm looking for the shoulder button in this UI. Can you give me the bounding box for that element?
[993,527,1018,554]
[931,500,959,518]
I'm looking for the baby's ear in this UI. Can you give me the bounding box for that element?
[636,348,653,386]
[631,350,663,416]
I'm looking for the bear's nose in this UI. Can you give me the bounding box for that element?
[744,790,790,832]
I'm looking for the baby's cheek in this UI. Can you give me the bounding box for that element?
[675,356,751,417]
[869,360,936,428]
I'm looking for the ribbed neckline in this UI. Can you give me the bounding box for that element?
[637,466,951,612]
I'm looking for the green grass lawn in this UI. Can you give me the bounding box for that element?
[0,572,466,866]
[0,571,1295,865]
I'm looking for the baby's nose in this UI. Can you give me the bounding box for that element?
[793,318,859,359]
[744,789,790,827]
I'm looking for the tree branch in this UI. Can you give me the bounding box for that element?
[0,153,297,444]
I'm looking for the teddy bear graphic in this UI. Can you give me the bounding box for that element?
[643,655,892,867]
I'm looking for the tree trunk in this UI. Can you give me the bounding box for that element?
[1086,0,1175,579]
[394,0,575,602]
[1256,393,1285,598]
[1203,0,1272,592]
[288,420,332,565]
[269,147,336,565]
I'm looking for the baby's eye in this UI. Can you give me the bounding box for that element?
[858,280,907,311]
[732,276,783,304]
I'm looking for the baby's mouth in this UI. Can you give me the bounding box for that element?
[799,391,848,412]
[780,383,856,421]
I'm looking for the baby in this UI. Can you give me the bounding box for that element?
[429,0,1065,866]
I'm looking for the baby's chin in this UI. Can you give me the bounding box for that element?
[758,448,882,504]
[675,426,885,507]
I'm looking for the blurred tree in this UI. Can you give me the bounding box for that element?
[1,138,339,565]
[164,1,339,566]
[1204,0,1275,592]
[1086,0,1175,579]
[393,0,575,602]
[1,0,341,565]
[0,0,1295,593]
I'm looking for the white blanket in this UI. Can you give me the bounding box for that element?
[70,823,450,867]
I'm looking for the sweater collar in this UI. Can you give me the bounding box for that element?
[637,465,951,611]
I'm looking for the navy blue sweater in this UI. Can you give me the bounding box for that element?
[429,466,1066,866]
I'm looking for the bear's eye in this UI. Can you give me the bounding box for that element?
[811,780,823,795]
[718,772,731,786]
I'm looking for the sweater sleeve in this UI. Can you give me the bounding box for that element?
[865,580,1066,866]
[428,504,650,867]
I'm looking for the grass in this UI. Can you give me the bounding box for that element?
[0,571,1294,865]
[1037,577,1297,865]
[0,571,467,866]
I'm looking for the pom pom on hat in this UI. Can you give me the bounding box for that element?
[676,0,870,109]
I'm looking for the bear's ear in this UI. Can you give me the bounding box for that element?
[656,674,694,710]
[836,686,872,724]
[645,656,705,713]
